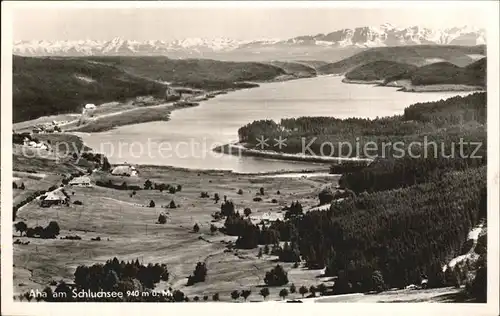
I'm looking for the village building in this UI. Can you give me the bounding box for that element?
[69,176,92,187]
[165,86,181,101]
[40,189,70,207]
[111,165,139,177]
[85,103,96,110]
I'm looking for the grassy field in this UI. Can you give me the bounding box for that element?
[70,105,173,133]
[13,166,339,302]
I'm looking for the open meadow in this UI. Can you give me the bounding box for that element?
[13,165,339,302]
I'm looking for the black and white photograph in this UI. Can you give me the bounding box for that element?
[1,1,499,315]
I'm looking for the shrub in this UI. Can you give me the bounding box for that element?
[44,221,60,238]
[244,208,252,217]
[276,190,281,195]
[176,185,182,192]
[20,183,25,190]
[14,221,28,236]
[193,223,200,233]
[169,200,176,209]
[241,289,251,301]
[144,179,153,190]
[203,295,208,301]
[264,265,289,286]
[253,197,262,202]
[237,189,243,195]
[212,293,220,301]
[214,193,220,202]
[317,283,327,296]
[230,290,240,301]
[62,235,82,240]
[149,200,155,208]
[158,213,167,224]
[211,211,222,221]
[290,283,296,294]
[271,198,278,203]
[259,288,269,300]
[193,296,199,302]
[309,286,317,297]
[299,285,308,297]
[259,187,265,195]
[13,182,18,189]
[257,248,263,258]
[168,187,176,194]
[200,191,210,198]
[173,290,185,302]
[73,200,83,205]
[221,201,235,217]
[279,288,289,300]
[187,262,207,286]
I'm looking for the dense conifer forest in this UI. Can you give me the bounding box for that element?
[236,92,487,299]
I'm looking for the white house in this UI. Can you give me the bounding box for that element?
[85,103,96,110]
[111,165,139,177]
[69,176,92,187]
[40,188,70,207]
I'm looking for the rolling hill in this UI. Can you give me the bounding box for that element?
[344,60,418,81]
[13,56,167,123]
[13,56,318,122]
[267,61,318,77]
[383,58,487,87]
[318,45,486,74]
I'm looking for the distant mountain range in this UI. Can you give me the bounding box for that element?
[13,25,486,60]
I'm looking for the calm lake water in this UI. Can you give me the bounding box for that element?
[80,76,474,173]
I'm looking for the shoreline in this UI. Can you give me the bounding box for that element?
[341,78,384,85]
[15,74,309,134]
[213,142,374,165]
[128,163,332,176]
[341,76,485,93]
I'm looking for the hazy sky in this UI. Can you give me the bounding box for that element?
[12,5,490,41]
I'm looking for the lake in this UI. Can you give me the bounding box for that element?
[80,76,474,173]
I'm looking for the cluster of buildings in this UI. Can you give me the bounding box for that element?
[32,121,62,134]
[22,137,50,151]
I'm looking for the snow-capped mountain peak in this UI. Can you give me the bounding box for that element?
[13,25,486,58]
